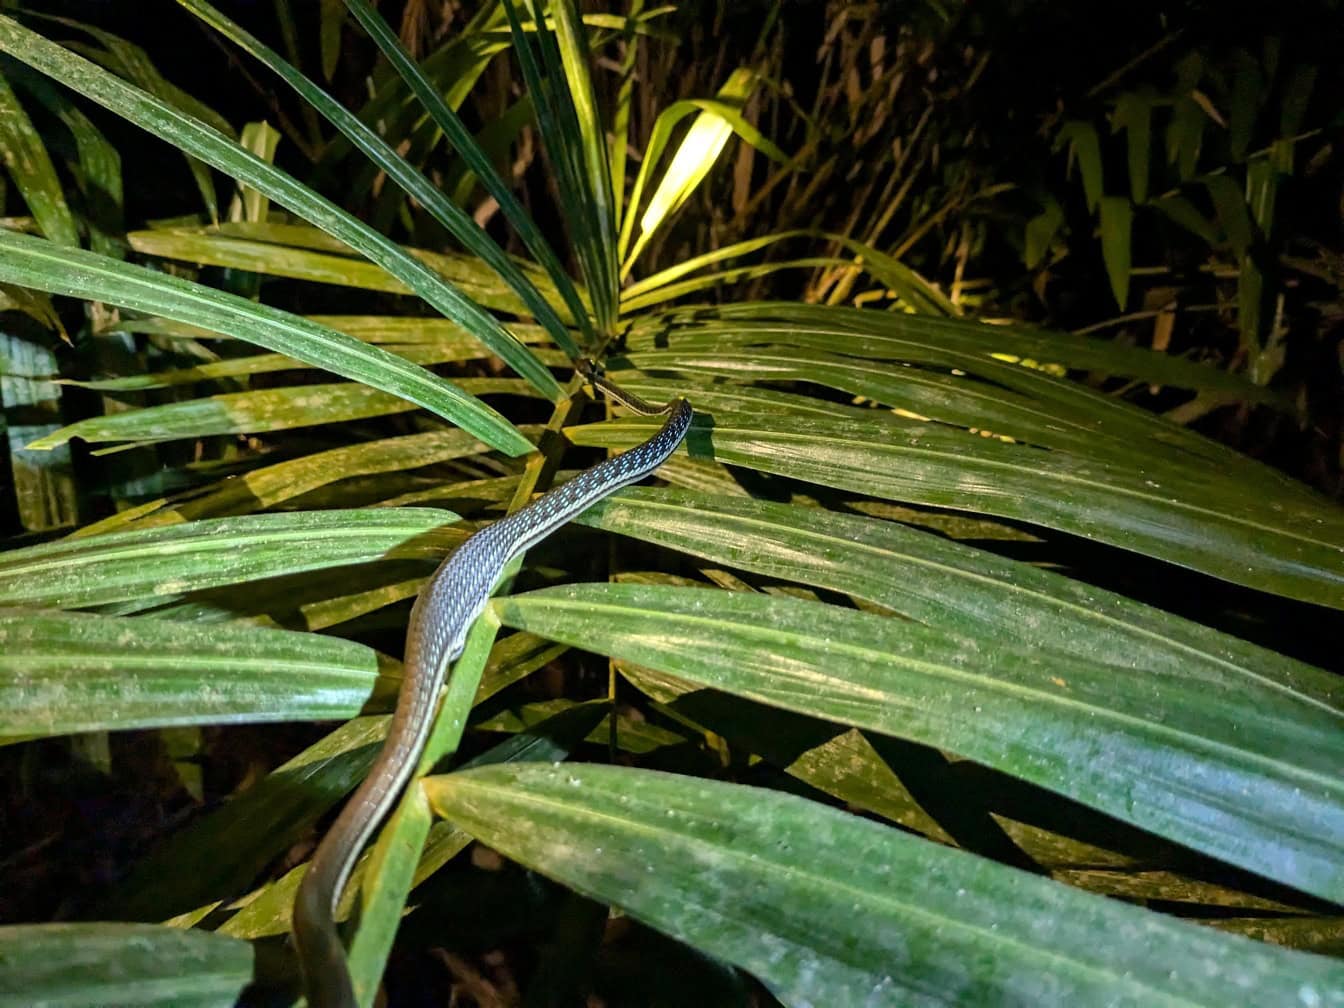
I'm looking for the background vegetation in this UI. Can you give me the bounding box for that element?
[0,1,1341,1005]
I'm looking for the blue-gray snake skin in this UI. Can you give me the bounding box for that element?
[293,389,692,1007]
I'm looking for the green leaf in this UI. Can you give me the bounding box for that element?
[179,0,582,360]
[427,763,1344,1006]
[0,922,253,1007]
[0,608,384,736]
[0,229,532,455]
[493,583,1344,904]
[577,488,1343,709]
[1166,96,1205,181]
[320,0,344,80]
[0,508,462,609]
[30,378,532,447]
[1111,90,1153,204]
[622,70,772,271]
[1202,173,1254,258]
[0,14,561,403]
[570,408,1344,609]
[502,0,618,334]
[1151,195,1218,245]
[1024,197,1065,269]
[0,69,79,246]
[1055,120,1104,213]
[1099,195,1134,310]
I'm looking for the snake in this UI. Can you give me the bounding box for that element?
[292,365,692,1007]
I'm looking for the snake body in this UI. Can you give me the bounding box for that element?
[293,378,691,1007]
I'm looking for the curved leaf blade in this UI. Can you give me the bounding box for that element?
[0,14,561,402]
[0,228,533,455]
[577,488,1342,710]
[492,583,1344,904]
[0,608,382,736]
[177,0,583,360]
[428,763,1344,1007]
[0,508,462,609]
[569,410,1344,609]
[0,922,252,1008]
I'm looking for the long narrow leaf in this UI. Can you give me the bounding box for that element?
[0,922,253,1007]
[336,0,595,350]
[428,763,1344,1006]
[577,488,1342,709]
[30,378,532,447]
[568,410,1344,609]
[502,0,617,334]
[0,14,561,402]
[177,0,581,360]
[0,508,461,609]
[0,608,385,736]
[492,584,1344,904]
[0,229,532,454]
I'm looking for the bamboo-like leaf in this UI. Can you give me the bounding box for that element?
[0,608,387,737]
[30,378,534,448]
[75,428,496,534]
[492,583,1344,904]
[1202,173,1254,258]
[622,70,773,271]
[334,0,594,351]
[1055,121,1104,212]
[0,508,462,609]
[627,304,1283,406]
[577,488,1343,709]
[1166,95,1205,181]
[570,409,1344,609]
[1111,90,1153,205]
[178,0,582,360]
[0,922,252,1007]
[0,228,533,455]
[0,61,81,246]
[427,763,1344,1006]
[1025,198,1065,269]
[1099,195,1134,310]
[1151,195,1218,245]
[319,0,344,80]
[0,14,560,402]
